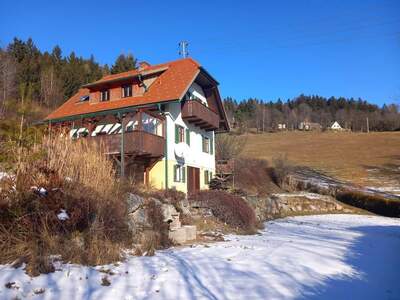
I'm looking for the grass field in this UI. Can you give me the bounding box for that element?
[242,131,400,188]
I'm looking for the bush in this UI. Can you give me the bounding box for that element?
[0,134,130,275]
[189,190,257,232]
[233,158,276,195]
[336,191,400,217]
[271,154,292,186]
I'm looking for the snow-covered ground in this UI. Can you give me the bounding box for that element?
[1,214,399,300]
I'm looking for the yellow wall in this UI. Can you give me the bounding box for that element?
[149,159,214,193]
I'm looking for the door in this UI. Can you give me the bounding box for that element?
[187,166,200,195]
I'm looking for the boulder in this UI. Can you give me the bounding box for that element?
[126,193,144,214]
[161,203,179,223]
[128,208,149,234]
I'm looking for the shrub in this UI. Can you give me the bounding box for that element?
[336,191,400,217]
[233,158,276,195]
[189,190,257,232]
[271,154,292,186]
[0,134,130,275]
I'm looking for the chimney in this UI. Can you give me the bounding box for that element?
[139,61,151,70]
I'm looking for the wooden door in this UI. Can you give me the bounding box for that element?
[187,166,200,195]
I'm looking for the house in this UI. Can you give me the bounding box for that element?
[277,123,287,130]
[298,121,322,131]
[44,58,230,194]
[330,121,343,131]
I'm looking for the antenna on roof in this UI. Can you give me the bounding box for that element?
[178,41,189,58]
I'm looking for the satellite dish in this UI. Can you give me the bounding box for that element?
[174,143,190,159]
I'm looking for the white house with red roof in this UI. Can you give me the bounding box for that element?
[45,58,229,194]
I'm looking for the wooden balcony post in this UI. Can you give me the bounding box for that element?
[119,113,126,179]
[138,110,143,131]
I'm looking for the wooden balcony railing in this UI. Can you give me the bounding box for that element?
[91,130,165,157]
[181,100,219,131]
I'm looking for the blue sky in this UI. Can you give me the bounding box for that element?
[0,0,399,105]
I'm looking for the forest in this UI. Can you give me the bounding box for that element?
[224,95,400,132]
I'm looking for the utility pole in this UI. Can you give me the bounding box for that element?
[366,117,369,133]
[179,41,189,58]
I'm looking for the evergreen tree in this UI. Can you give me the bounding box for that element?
[111,54,137,74]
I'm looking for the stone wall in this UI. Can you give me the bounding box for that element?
[244,192,353,221]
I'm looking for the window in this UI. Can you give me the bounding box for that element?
[202,136,210,153]
[80,95,90,102]
[204,170,213,185]
[100,90,110,101]
[174,165,186,183]
[175,125,185,143]
[204,170,209,184]
[122,85,132,98]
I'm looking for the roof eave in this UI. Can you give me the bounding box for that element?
[44,99,180,124]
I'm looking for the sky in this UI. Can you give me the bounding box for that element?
[0,0,399,105]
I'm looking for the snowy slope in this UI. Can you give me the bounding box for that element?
[1,214,399,300]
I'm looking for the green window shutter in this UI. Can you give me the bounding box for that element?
[175,125,179,143]
[210,136,214,154]
[186,129,190,146]
[182,166,186,183]
[173,165,178,182]
[204,170,209,184]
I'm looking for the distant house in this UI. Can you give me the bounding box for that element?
[298,121,322,131]
[277,123,287,130]
[330,121,343,131]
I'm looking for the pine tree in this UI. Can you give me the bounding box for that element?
[110,54,137,74]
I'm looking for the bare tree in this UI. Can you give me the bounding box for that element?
[215,133,247,161]
[40,66,63,107]
[0,50,16,117]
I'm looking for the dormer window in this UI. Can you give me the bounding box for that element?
[80,95,89,102]
[122,85,132,98]
[100,90,110,101]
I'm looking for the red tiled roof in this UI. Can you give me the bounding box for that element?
[45,58,201,121]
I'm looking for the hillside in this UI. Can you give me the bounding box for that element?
[242,131,400,192]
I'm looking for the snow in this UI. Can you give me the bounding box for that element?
[366,186,400,196]
[30,186,47,196]
[57,210,69,221]
[1,214,399,300]
[272,192,327,200]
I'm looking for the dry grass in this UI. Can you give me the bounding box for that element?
[0,134,130,275]
[243,131,400,186]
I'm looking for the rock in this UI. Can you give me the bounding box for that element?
[179,198,191,216]
[335,204,343,210]
[161,204,178,223]
[126,193,144,214]
[128,208,149,234]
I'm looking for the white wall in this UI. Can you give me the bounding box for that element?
[165,102,215,171]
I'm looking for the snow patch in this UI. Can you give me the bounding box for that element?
[57,209,69,221]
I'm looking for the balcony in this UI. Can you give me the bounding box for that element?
[181,100,219,131]
[91,130,165,157]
